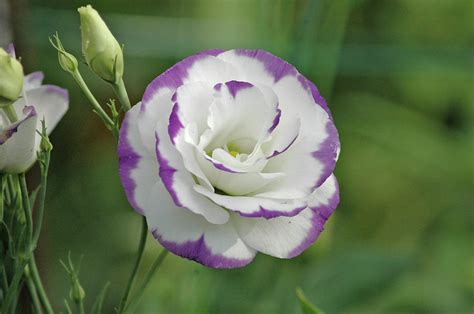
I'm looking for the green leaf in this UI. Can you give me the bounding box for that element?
[296,287,325,314]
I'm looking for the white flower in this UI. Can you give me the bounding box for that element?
[118,49,340,268]
[0,45,69,173]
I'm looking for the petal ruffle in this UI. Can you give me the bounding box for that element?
[233,174,339,258]
[147,179,256,268]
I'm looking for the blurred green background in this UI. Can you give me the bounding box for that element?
[3,0,473,312]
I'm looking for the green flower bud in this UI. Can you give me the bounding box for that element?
[78,5,123,83]
[69,280,86,303]
[0,48,24,104]
[49,33,78,74]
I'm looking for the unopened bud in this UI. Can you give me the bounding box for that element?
[0,48,24,104]
[78,5,123,83]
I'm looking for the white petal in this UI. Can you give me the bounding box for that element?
[14,85,69,134]
[143,85,229,224]
[118,103,158,215]
[147,179,256,268]
[22,72,44,92]
[232,174,339,258]
[0,107,38,173]
[194,184,307,219]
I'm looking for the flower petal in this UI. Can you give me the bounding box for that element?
[142,85,229,224]
[147,179,256,268]
[194,184,307,219]
[216,49,340,196]
[0,107,38,173]
[232,174,339,258]
[14,85,69,134]
[22,72,44,92]
[118,103,158,215]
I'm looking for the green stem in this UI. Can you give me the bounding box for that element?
[2,104,18,122]
[25,265,43,314]
[77,301,85,314]
[29,256,53,314]
[71,70,118,138]
[1,265,8,294]
[32,152,49,246]
[112,78,131,112]
[19,174,32,244]
[117,217,148,313]
[0,258,28,313]
[126,249,169,313]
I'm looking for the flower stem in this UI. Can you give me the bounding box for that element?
[71,70,118,138]
[2,103,18,122]
[29,256,54,314]
[25,265,43,314]
[126,249,169,313]
[117,216,148,313]
[112,78,131,112]
[32,150,50,246]
[19,174,33,244]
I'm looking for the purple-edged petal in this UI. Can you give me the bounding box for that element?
[233,174,339,258]
[141,81,229,224]
[202,80,279,152]
[216,49,340,195]
[23,72,45,92]
[147,179,256,269]
[194,184,307,219]
[0,106,38,173]
[141,52,238,115]
[118,104,159,215]
[14,85,69,134]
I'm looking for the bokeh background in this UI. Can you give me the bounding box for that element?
[2,0,473,312]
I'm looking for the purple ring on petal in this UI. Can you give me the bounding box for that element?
[151,229,254,269]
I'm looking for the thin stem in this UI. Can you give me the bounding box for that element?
[126,249,169,313]
[25,265,43,314]
[0,258,28,313]
[1,265,8,293]
[32,151,49,246]
[71,70,118,137]
[117,217,148,313]
[18,174,32,244]
[77,301,85,314]
[29,256,53,314]
[112,78,131,111]
[2,104,18,122]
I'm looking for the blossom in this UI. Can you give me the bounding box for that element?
[0,45,69,173]
[118,49,340,268]
[78,5,123,83]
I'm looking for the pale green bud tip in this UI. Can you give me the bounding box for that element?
[49,34,79,74]
[0,48,24,102]
[70,282,85,302]
[78,5,123,83]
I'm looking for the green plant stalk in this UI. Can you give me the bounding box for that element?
[25,265,43,314]
[19,174,33,243]
[71,69,118,138]
[29,256,53,314]
[1,257,28,313]
[126,249,169,313]
[76,299,85,314]
[32,151,50,246]
[2,104,18,122]
[112,78,131,111]
[117,217,148,313]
